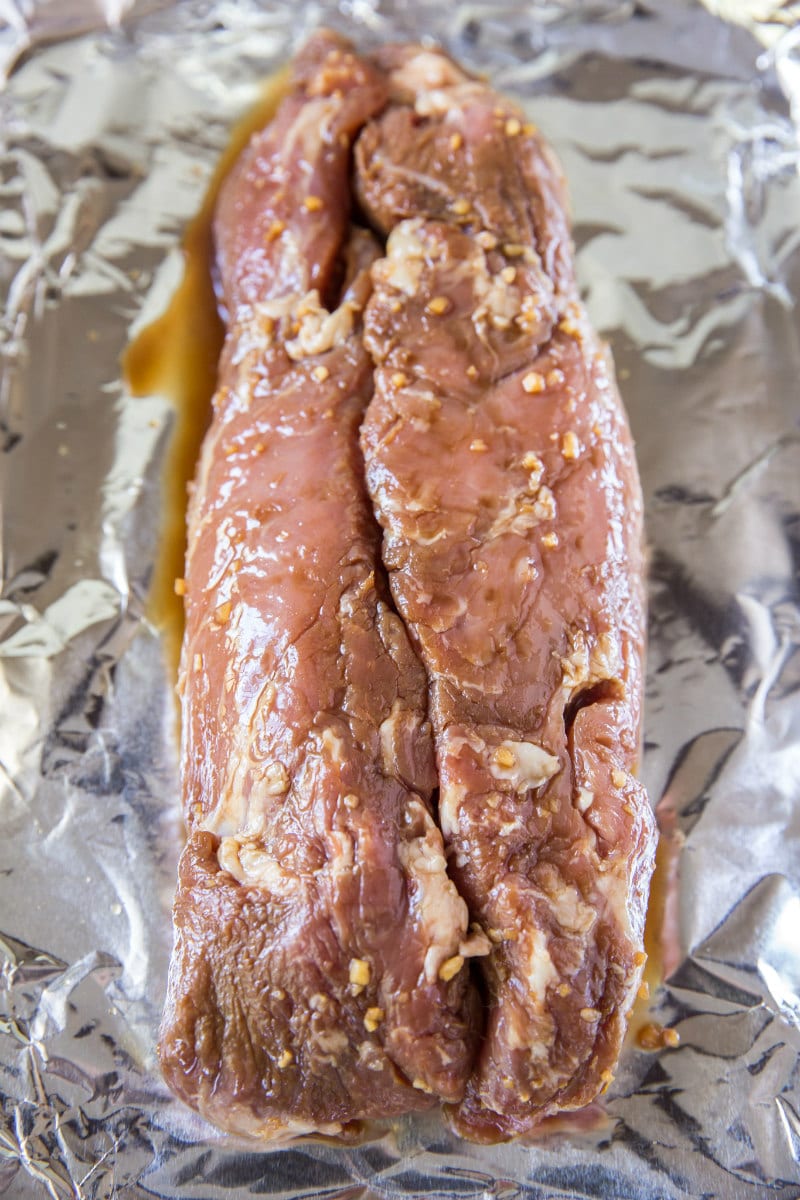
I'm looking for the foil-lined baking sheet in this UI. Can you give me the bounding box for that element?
[1,1,800,1196]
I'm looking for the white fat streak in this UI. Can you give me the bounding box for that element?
[438,782,466,839]
[286,292,357,359]
[596,865,634,943]
[217,837,299,895]
[413,80,488,117]
[316,726,346,765]
[489,740,561,792]
[485,485,557,540]
[577,787,594,813]
[379,219,429,295]
[235,288,356,363]
[437,729,487,836]
[326,830,353,877]
[222,1106,344,1141]
[526,926,558,1001]
[561,629,623,694]
[202,711,288,839]
[548,880,597,936]
[399,799,472,983]
[378,699,408,776]
[506,926,558,1053]
[409,526,448,547]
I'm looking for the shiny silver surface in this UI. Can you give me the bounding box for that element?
[1,1,799,1196]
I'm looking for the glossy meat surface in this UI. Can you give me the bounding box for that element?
[160,31,656,1144]
[158,33,484,1139]
[356,45,656,1140]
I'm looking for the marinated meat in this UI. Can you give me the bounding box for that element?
[355,46,656,1140]
[158,33,486,1140]
[160,31,656,1145]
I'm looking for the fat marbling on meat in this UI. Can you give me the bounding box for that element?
[158,32,488,1140]
[355,44,657,1140]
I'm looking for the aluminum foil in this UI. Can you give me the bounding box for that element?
[2,1,800,1196]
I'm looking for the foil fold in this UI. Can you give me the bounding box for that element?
[1,1,799,1197]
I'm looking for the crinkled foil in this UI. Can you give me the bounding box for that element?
[2,0,800,1196]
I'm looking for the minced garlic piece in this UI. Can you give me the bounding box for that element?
[312,364,329,383]
[391,371,408,388]
[438,955,464,982]
[427,296,450,315]
[580,1007,602,1022]
[541,532,559,549]
[505,116,521,136]
[303,195,323,212]
[363,1007,384,1032]
[562,431,580,459]
[174,577,186,596]
[470,439,488,452]
[214,600,232,625]
[638,1022,680,1051]
[522,371,545,394]
[494,746,516,769]
[500,266,516,284]
[265,219,285,242]
[450,132,463,151]
[277,1049,293,1069]
[349,958,370,987]
[452,198,470,215]
[612,769,627,788]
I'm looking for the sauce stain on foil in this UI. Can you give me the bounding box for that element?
[123,69,290,675]
[628,828,682,1048]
